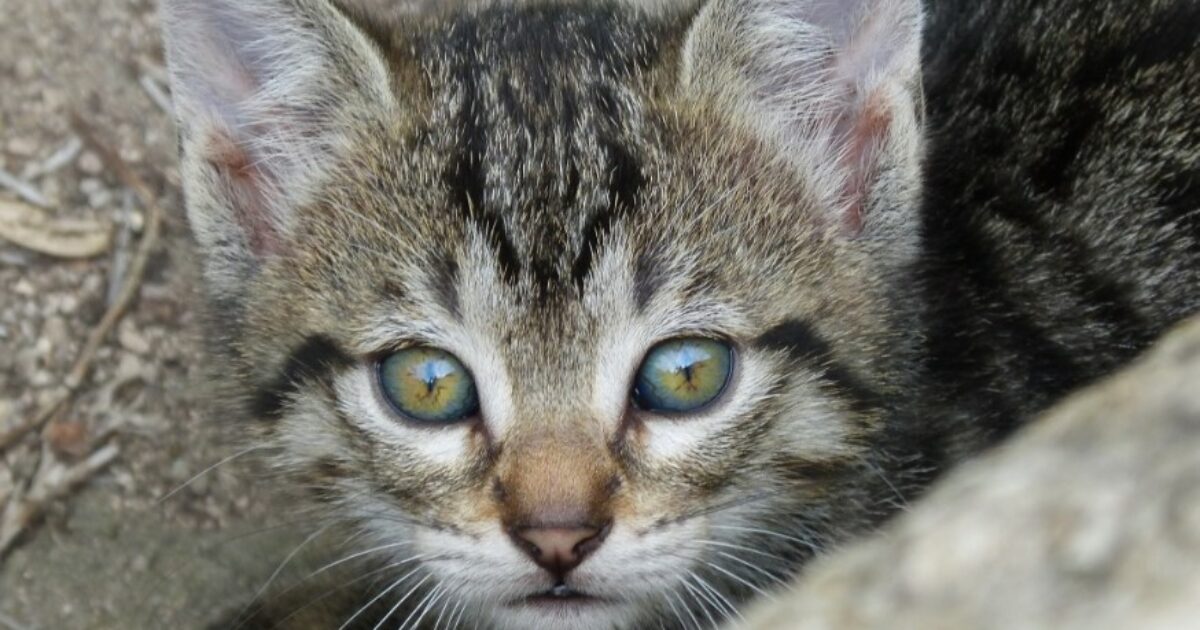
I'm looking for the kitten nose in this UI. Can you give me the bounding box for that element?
[510,523,610,576]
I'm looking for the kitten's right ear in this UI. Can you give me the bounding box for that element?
[161,0,394,291]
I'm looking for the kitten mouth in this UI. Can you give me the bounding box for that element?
[515,583,607,608]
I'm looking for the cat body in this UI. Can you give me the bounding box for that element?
[159,0,1198,627]
[916,0,1200,454]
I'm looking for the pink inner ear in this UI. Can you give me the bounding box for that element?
[205,129,281,256]
[838,92,893,236]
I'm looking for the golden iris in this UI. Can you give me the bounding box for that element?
[632,338,734,413]
[377,348,479,423]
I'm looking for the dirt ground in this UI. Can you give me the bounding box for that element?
[0,1,319,627]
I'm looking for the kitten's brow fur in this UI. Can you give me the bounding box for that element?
[160,0,1198,627]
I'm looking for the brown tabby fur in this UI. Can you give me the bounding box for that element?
[160,0,1198,627]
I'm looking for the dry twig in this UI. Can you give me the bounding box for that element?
[23,136,83,180]
[0,168,51,208]
[0,443,120,556]
[0,115,163,452]
[139,74,174,116]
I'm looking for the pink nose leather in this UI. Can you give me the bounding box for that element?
[511,525,608,576]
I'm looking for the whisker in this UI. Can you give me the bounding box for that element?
[431,587,457,630]
[641,490,782,536]
[700,556,777,602]
[680,575,720,629]
[270,558,423,630]
[306,541,418,582]
[667,583,702,630]
[864,458,910,510]
[661,586,691,630]
[691,570,742,623]
[712,551,790,590]
[693,538,784,562]
[157,445,267,503]
[708,524,823,554]
[374,574,435,630]
[447,598,470,630]
[339,568,426,630]
[394,582,444,630]
[231,523,334,628]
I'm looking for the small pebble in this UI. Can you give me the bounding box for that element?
[169,458,190,482]
[119,146,143,164]
[0,463,12,499]
[58,294,79,315]
[29,369,54,388]
[114,353,144,381]
[126,209,146,233]
[79,177,104,195]
[78,150,104,176]
[14,56,37,81]
[33,336,52,358]
[41,315,70,348]
[117,321,152,355]
[6,136,38,157]
[41,88,65,111]
[88,188,114,209]
[13,278,35,296]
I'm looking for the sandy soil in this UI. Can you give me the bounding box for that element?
[0,1,308,627]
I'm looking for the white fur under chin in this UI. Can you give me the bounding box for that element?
[485,602,644,630]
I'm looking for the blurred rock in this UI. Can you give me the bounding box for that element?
[0,398,15,427]
[76,151,103,176]
[117,320,151,355]
[40,315,69,349]
[6,136,38,157]
[740,315,1200,630]
[13,278,34,296]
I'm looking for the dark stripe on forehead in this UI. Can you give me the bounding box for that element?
[572,83,649,283]
[251,335,354,421]
[431,252,461,319]
[754,320,882,414]
[632,242,667,312]
[570,138,647,291]
[430,6,661,293]
[440,17,522,286]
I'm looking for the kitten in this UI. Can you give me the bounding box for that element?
[160,0,1199,627]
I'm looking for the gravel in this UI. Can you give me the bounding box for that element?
[0,1,292,627]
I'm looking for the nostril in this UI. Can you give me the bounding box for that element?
[574,520,611,558]
[509,520,612,576]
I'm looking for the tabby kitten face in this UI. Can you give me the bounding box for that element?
[163,0,926,627]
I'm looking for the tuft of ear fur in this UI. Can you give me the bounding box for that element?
[682,0,925,240]
[161,0,394,291]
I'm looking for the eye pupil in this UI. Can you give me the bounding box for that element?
[632,338,733,414]
[378,348,478,424]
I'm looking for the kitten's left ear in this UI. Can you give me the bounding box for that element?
[682,0,925,238]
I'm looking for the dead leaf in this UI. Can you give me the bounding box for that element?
[0,197,112,259]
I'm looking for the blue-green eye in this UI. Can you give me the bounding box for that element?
[632,338,734,414]
[377,348,479,424]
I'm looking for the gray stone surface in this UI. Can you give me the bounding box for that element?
[740,316,1200,630]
